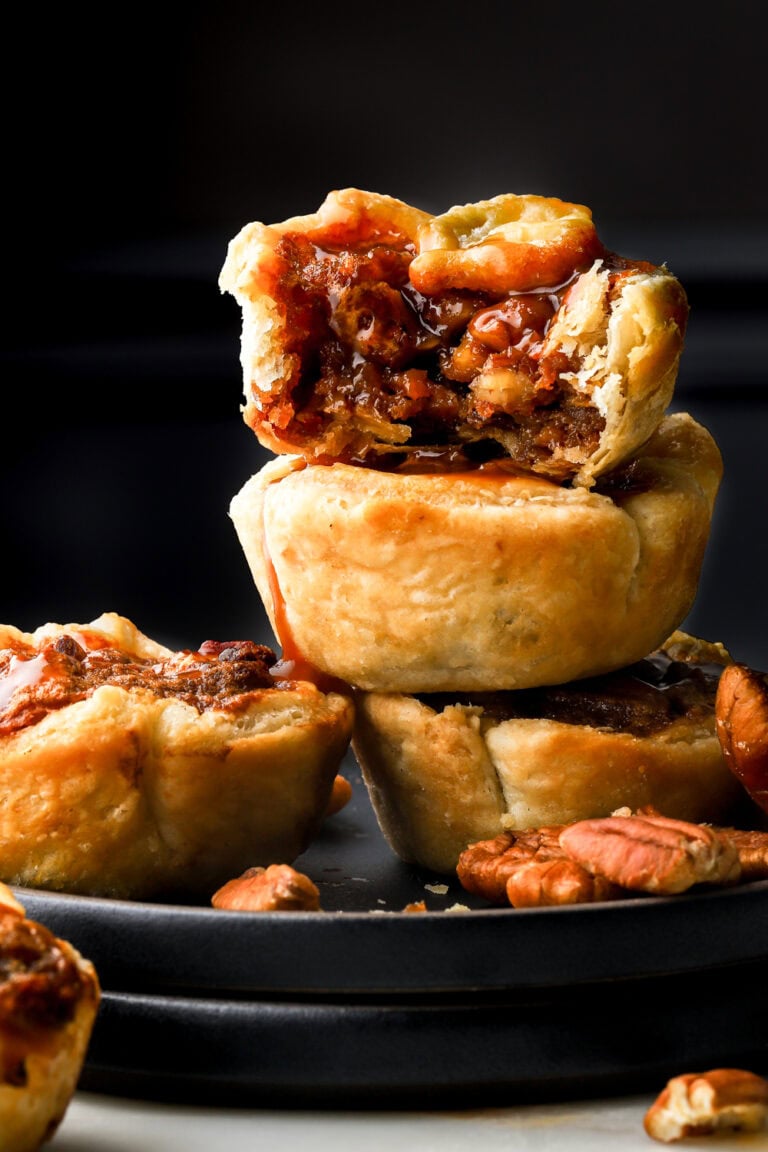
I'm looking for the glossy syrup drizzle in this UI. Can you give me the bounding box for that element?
[0,651,54,714]
[261,519,351,697]
[0,628,123,718]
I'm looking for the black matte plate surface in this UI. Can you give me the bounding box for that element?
[15,752,768,1106]
[15,755,768,998]
[81,961,768,1108]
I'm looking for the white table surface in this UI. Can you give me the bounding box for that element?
[51,1090,768,1150]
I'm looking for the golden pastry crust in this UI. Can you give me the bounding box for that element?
[409,193,600,295]
[351,633,742,874]
[0,883,100,1152]
[0,613,354,899]
[219,188,687,486]
[230,412,722,693]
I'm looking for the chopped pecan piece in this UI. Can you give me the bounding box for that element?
[713,827,768,881]
[559,813,741,895]
[211,864,321,912]
[457,826,625,908]
[325,774,353,817]
[644,1068,768,1143]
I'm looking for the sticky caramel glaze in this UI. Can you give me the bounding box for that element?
[366,443,660,489]
[256,236,655,470]
[417,652,725,738]
[363,445,583,479]
[0,633,289,738]
[260,514,354,697]
[0,910,83,1085]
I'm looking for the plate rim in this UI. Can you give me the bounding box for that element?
[16,876,768,995]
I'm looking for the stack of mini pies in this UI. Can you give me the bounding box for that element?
[222,188,741,874]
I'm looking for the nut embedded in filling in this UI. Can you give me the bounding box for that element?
[256,234,658,479]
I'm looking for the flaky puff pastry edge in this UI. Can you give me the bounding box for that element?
[219,188,686,485]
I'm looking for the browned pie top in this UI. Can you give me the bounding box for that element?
[0,632,280,738]
[418,648,725,737]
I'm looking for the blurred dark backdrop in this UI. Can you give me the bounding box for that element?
[2,2,766,666]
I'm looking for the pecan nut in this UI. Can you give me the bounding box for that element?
[626,807,768,883]
[402,900,428,914]
[715,827,768,881]
[457,828,566,904]
[715,662,768,815]
[457,826,626,908]
[644,1068,768,1143]
[211,864,321,912]
[503,856,626,908]
[559,813,741,895]
[325,773,353,817]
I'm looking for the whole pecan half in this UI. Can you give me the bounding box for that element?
[457,826,626,907]
[715,662,768,815]
[559,813,741,895]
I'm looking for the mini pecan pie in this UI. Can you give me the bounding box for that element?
[231,411,722,693]
[0,613,353,899]
[219,188,687,487]
[223,190,717,696]
[0,883,99,1152]
[352,632,743,873]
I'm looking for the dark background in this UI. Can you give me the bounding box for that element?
[2,2,766,667]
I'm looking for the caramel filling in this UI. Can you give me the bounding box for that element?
[260,235,652,476]
[260,513,352,697]
[0,634,284,737]
[418,651,724,738]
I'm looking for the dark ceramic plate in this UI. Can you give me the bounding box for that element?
[16,754,768,1105]
[15,755,768,998]
[81,960,768,1108]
